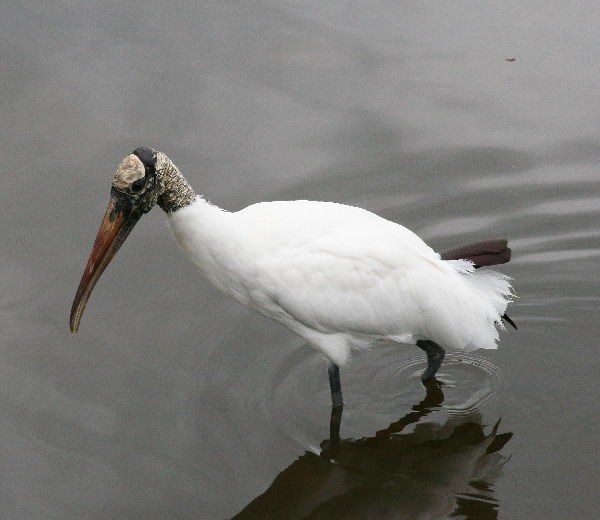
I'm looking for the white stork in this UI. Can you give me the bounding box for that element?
[70,148,515,408]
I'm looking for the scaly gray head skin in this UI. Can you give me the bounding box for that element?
[69,148,196,333]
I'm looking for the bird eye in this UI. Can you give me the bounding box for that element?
[130,178,145,193]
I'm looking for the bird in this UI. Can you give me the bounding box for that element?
[70,147,515,409]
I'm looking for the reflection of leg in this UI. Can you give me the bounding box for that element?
[328,363,344,408]
[375,378,445,440]
[416,340,445,383]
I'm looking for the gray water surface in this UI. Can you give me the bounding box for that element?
[2,1,600,518]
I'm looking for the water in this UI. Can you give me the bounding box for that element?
[2,1,600,518]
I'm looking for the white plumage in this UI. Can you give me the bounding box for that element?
[70,148,515,407]
[169,198,512,367]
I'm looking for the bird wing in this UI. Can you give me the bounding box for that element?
[236,201,450,338]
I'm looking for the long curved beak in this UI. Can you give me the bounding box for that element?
[70,187,142,333]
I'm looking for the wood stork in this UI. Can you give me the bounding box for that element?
[70,147,515,408]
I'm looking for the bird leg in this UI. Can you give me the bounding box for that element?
[322,368,344,459]
[416,340,445,383]
[320,393,344,460]
[328,363,344,408]
[328,402,343,454]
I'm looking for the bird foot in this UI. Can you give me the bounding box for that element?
[416,340,445,382]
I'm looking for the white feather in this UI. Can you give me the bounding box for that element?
[168,198,513,366]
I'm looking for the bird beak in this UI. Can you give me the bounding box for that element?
[70,187,142,333]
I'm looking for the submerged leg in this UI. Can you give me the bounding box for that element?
[328,363,344,408]
[328,403,343,453]
[416,340,446,383]
[321,396,344,460]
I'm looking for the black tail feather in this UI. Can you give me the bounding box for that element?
[502,313,517,330]
[440,240,515,330]
[440,239,511,268]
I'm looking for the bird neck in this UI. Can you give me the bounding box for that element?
[156,157,197,213]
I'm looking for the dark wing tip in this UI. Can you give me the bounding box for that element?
[440,239,511,268]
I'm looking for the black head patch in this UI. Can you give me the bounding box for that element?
[130,147,160,214]
[132,147,156,169]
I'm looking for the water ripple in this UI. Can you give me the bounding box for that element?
[257,342,507,450]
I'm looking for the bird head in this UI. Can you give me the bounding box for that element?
[112,146,163,214]
[69,147,178,334]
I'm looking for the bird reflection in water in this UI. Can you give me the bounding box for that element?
[233,381,512,520]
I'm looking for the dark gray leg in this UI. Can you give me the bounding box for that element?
[321,394,344,460]
[328,363,344,408]
[416,340,445,383]
[328,403,343,453]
